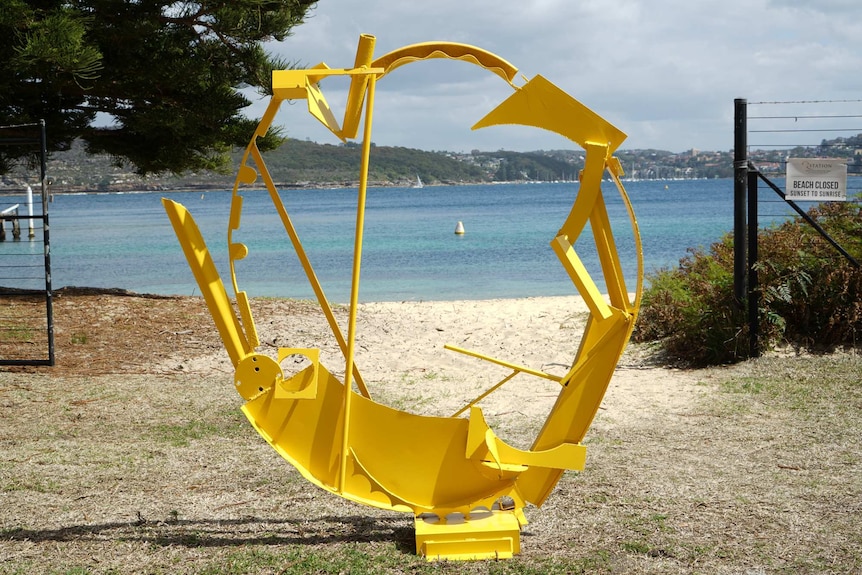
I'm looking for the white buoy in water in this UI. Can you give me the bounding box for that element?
[454,221,465,235]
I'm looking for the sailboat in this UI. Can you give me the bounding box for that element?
[413,174,424,188]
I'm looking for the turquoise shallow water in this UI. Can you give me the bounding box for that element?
[2,179,797,302]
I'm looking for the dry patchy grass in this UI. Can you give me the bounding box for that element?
[0,293,860,574]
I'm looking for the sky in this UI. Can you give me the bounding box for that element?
[244,0,862,154]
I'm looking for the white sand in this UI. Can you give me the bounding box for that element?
[170,295,703,449]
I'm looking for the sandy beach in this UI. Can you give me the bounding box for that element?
[2,289,704,451]
[156,294,702,449]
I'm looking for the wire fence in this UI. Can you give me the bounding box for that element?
[733,99,861,358]
[746,99,862,222]
[0,121,54,365]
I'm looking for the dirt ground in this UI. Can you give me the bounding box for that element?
[1,291,860,574]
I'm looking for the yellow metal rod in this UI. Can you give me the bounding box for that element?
[444,344,562,382]
[589,192,629,310]
[451,370,519,418]
[609,168,645,314]
[249,143,371,398]
[339,74,377,493]
[446,343,563,418]
[254,93,284,139]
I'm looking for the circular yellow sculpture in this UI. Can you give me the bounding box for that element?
[162,34,642,561]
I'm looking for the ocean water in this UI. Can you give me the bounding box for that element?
[2,179,798,302]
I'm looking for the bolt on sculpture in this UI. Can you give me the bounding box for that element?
[163,34,642,561]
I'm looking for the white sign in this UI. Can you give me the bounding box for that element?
[786,158,847,202]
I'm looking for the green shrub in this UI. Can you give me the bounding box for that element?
[634,198,861,366]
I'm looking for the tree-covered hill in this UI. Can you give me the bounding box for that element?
[258,140,488,186]
[6,132,861,193]
[1,138,494,191]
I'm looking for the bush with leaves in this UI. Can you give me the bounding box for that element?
[634,198,861,366]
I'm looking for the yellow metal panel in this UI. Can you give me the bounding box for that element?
[466,407,586,472]
[275,348,320,400]
[237,165,257,184]
[558,141,608,243]
[241,364,345,492]
[550,235,613,320]
[162,199,250,366]
[371,42,519,86]
[272,69,314,100]
[306,79,343,137]
[234,353,282,401]
[344,391,515,511]
[472,75,626,154]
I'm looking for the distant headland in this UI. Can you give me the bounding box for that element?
[4,134,861,194]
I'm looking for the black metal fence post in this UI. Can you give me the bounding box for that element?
[40,119,55,366]
[747,168,760,358]
[733,98,748,305]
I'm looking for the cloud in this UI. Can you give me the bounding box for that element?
[768,0,860,14]
[247,0,862,154]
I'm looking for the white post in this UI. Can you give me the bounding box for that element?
[26,184,35,238]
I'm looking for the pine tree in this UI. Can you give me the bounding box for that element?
[0,0,317,175]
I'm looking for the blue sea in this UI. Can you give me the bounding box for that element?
[2,179,801,302]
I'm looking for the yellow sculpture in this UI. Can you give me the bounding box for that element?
[163,34,642,561]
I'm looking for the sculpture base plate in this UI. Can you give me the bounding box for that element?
[414,510,521,561]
